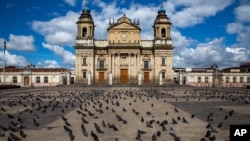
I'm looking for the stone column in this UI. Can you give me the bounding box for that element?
[118,53,120,82]
[108,52,111,74]
[128,53,131,80]
[109,71,112,85]
[159,72,162,85]
[132,54,134,80]
[138,71,142,85]
[67,72,70,85]
[112,54,114,79]
[87,71,91,85]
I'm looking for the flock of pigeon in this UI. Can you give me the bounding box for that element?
[0,87,249,141]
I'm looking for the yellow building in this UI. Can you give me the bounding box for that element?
[74,5,174,84]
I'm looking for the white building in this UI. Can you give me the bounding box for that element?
[173,64,250,88]
[0,66,71,87]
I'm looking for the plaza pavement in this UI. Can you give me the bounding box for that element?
[0,84,249,141]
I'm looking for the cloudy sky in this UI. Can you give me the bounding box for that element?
[0,0,249,70]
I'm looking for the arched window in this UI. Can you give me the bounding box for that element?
[247,77,250,83]
[161,28,166,37]
[197,77,201,83]
[240,77,243,83]
[12,76,17,83]
[205,77,208,83]
[143,56,150,69]
[82,27,87,37]
[233,77,236,83]
[98,56,105,69]
[36,76,40,83]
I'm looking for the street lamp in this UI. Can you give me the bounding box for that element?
[26,63,35,87]
[211,64,218,87]
[3,41,6,85]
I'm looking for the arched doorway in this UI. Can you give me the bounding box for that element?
[24,76,29,86]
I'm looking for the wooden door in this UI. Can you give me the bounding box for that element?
[144,72,149,83]
[99,72,105,83]
[120,69,128,83]
[24,76,29,86]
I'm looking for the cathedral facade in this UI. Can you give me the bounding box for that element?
[74,5,174,84]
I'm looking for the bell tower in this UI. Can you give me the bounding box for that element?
[153,4,174,83]
[153,4,172,47]
[76,1,95,40]
[74,0,95,83]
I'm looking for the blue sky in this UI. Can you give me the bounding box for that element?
[0,0,250,70]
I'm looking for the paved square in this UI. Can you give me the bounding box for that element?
[0,86,249,141]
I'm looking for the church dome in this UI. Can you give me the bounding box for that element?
[158,5,166,13]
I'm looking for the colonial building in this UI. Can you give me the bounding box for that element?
[74,5,174,84]
[0,66,71,87]
[173,63,250,88]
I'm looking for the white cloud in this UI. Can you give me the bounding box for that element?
[226,23,244,34]
[173,37,249,68]
[0,34,35,51]
[31,11,78,46]
[64,0,76,6]
[42,42,75,68]
[0,51,28,67]
[37,60,60,68]
[226,3,250,50]
[166,0,233,28]
[234,5,250,22]
[171,29,196,48]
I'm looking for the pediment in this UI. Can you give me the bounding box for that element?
[108,22,140,31]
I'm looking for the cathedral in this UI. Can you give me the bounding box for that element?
[74,5,174,84]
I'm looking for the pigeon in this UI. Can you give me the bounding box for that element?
[172,118,177,124]
[182,117,189,124]
[9,133,22,141]
[152,133,157,141]
[217,122,223,128]
[81,124,88,137]
[205,130,211,138]
[19,129,27,138]
[102,120,106,128]
[229,110,234,116]
[174,108,179,113]
[141,117,144,122]
[224,115,228,120]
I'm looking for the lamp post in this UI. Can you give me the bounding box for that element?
[3,41,6,85]
[26,63,35,87]
[211,64,218,87]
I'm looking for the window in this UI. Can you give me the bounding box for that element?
[83,71,86,78]
[161,28,166,37]
[198,77,201,83]
[82,58,87,65]
[162,72,165,79]
[99,60,104,69]
[44,77,48,83]
[205,77,208,83]
[226,77,229,83]
[12,76,17,83]
[233,77,236,83]
[247,77,250,83]
[82,27,87,37]
[161,58,165,65]
[36,77,40,83]
[240,77,243,83]
[144,61,149,69]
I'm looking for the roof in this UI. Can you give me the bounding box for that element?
[240,62,250,67]
[0,67,70,73]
